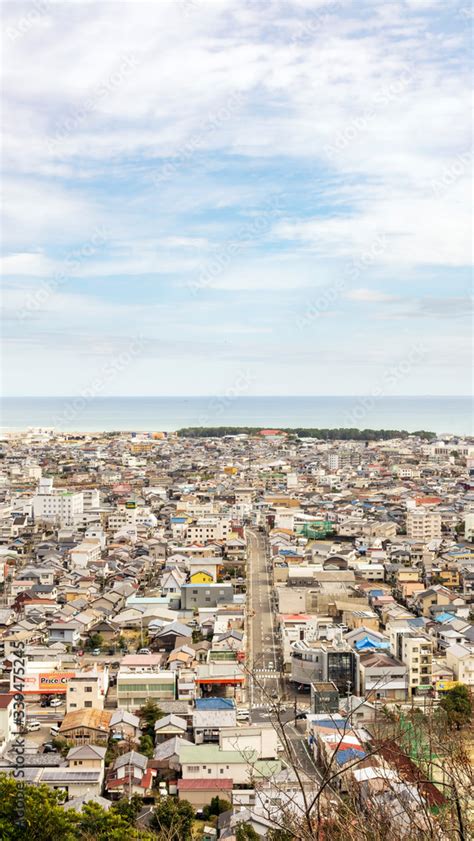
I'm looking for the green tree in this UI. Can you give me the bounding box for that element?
[112,794,143,825]
[439,683,472,729]
[85,633,103,651]
[51,736,75,757]
[202,796,232,819]
[138,733,154,759]
[237,824,261,841]
[0,774,76,840]
[138,698,164,738]
[150,796,194,841]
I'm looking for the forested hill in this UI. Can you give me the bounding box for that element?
[176,427,437,440]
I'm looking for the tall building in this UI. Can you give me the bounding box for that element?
[406,508,442,541]
[32,478,83,526]
[391,629,433,697]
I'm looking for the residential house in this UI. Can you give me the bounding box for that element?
[154,714,188,743]
[59,708,112,745]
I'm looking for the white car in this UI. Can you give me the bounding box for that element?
[236,709,250,721]
[26,720,41,731]
[50,698,63,707]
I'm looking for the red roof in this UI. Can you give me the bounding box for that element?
[259,429,283,436]
[0,693,14,709]
[195,677,244,684]
[178,778,233,790]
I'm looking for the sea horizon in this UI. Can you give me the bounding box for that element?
[1,395,472,436]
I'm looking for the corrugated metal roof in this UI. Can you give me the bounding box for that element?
[180,744,257,764]
[195,698,235,710]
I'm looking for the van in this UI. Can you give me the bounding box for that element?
[236,709,250,721]
[26,720,41,732]
[50,725,60,737]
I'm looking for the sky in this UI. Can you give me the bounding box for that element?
[1,0,472,398]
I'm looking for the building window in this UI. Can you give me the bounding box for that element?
[85,687,92,693]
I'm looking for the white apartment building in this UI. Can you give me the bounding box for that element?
[32,481,83,526]
[0,694,16,749]
[406,508,442,542]
[187,517,230,543]
[70,539,102,569]
[445,644,474,686]
[108,506,137,530]
[83,488,100,510]
[464,511,474,542]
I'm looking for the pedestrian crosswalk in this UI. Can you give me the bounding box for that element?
[253,669,281,678]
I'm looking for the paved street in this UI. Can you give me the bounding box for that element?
[246,528,326,781]
[247,528,282,707]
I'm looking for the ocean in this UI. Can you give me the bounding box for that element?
[0,396,472,435]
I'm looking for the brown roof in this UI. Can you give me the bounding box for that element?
[60,707,112,733]
[178,778,233,790]
[0,693,14,709]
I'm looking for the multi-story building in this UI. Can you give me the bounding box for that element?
[445,643,474,686]
[67,673,104,713]
[290,640,359,695]
[186,517,231,543]
[391,630,433,697]
[32,478,83,526]
[406,508,442,541]
[116,670,176,710]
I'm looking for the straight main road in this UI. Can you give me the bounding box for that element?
[246,528,282,708]
[246,528,327,782]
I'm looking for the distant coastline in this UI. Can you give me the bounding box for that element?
[0,396,472,436]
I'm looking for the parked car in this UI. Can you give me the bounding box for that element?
[26,720,41,731]
[91,648,101,656]
[43,743,58,754]
[50,698,63,707]
[50,725,60,737]
[138,647,151,655]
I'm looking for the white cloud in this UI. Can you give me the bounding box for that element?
[0,252,54,276]
[346,288,398,302]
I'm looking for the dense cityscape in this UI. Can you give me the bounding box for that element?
[0,426,472,839]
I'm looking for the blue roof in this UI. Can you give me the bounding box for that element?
[408,617,426,628]
[355,637,390,651]
[195,698,235,711]
[313,718,347,730]
[369,589,384,596]
[336,748,367,766]
[434,612,455,623]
